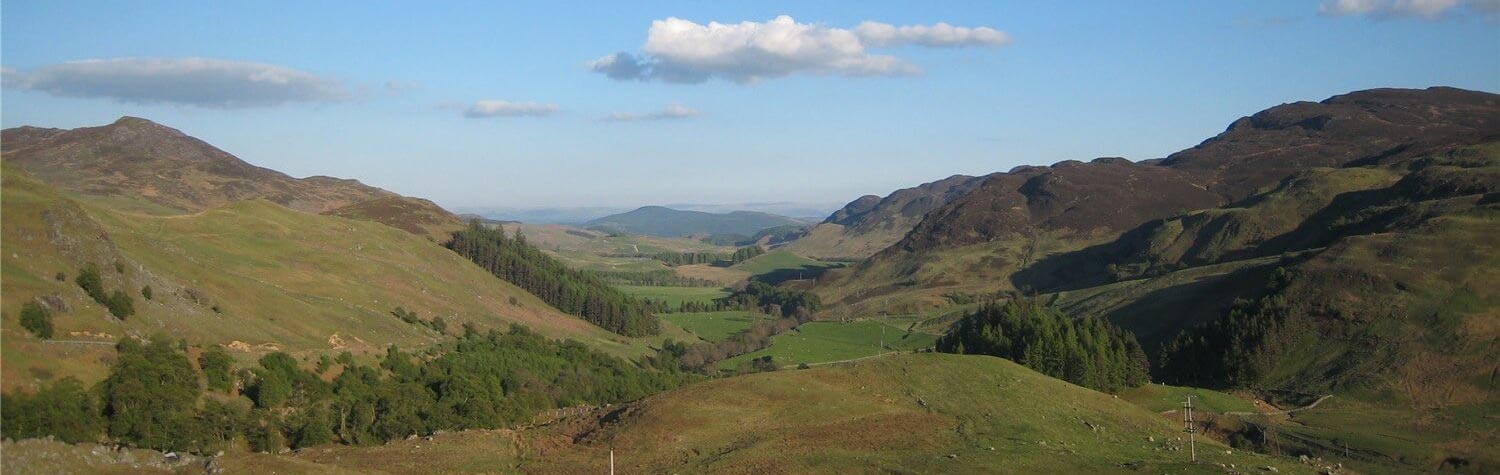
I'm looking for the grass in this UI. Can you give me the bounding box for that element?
[779,221,910,260]
[730,250,846,283]
[1203,395,1500,475]
[661,311,767,342]
[519,353,1321,474]
[719,319,939,369]
[1119,383,1257,414]
[615,285,729,306]
[6,354,1321,474]
[0,168,663,391]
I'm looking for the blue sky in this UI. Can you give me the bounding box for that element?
[3,1,1497,210]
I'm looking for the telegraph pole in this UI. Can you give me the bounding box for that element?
[1182,395,1197,463]
[609,448,615,475]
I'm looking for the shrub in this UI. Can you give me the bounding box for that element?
[55,271,66,282]
[105,290,135,319]
[293,407,335,448]
[20,301,54,339]
[141,285,153,300]
[200,345,236,393]
[76,264,106,302]
[249,413,286,453]
[100,337,201,451]
[0,377,104,443]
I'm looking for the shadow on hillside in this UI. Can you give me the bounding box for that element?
[751,264,846,285]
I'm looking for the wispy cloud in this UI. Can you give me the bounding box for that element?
[603,104,700,122]
[1,57,348,108]
[590,16,1008,84]
[852,21,1011,47]
[1319,0,1495,19]
[462,100,559,118]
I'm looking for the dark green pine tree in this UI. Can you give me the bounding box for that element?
[445,222,659,336]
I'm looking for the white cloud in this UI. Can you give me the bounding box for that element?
[463,100,558,118]
[1,57,348,108]
[591,16,1007,84]
[603,104,700,122]
[1319,0,1492,18]
[853,21,1011,47]
[1320,0,1386,15]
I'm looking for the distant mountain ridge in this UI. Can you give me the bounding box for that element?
[779,174,987,259]
[1,116,461,239]
[783,87,1500,262]
[585,205,807,237]
[895,87,1500,253]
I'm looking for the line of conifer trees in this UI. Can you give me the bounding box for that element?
[646,245,762,267]
[650,251,726,266]
[590,269,720,287]
[445,222,659,336]
[727,245,764,264]
[1155,268,1296,388]
[936,299,1149,394]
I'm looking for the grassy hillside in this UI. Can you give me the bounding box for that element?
[731,250,847,284]
[0,167,650,392]
[780,174,987,260]
[521,353,1317,474]
[3,354,1321,474]
[719,319,938,369]
[815,230,1112,317]
[1120,384,1257,414]
[778,222,905,260]
[322,195,463,242]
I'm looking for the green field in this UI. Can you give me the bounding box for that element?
[548,250,668,273]
[720,319,939,369]
[730,250,845,282]
[615,285,729,306]
[1119,383,1257,414]
[661,311,767,342]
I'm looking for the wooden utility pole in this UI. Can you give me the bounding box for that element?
[1182,395,1197,463]
[609,448,615,475]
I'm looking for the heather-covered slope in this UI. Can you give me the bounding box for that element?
[895,87,1500,254]
[818,88,1500,314]
[781,174,986,259]
[1,117,461,239]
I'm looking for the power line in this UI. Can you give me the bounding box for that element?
[1182,395,1197,463]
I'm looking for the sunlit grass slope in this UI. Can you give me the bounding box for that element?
[522,353,1318,474]
[0,167,648,391]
